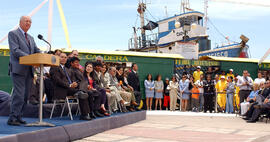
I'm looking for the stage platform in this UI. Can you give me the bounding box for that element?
[0,111,146,142]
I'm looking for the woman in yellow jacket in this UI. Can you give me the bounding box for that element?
[215,76,227,112]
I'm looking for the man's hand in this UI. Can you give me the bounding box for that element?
[264,98,269,104]
[70,82,78,88]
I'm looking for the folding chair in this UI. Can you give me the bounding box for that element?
[50,96,80,120]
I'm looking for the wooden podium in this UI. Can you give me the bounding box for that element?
[20,53,59,127]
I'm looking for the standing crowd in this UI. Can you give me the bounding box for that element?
[144,66,270,123]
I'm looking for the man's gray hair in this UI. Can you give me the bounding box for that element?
[96,56,104,62]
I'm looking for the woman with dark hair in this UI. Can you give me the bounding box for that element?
[168,75,179,111]
[179,75,190,111]
[154,74,164,110]
[203,74,215,113]
[144,74,155,110]
[84,61,109,118]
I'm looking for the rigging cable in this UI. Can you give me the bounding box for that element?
[208,18,237,43]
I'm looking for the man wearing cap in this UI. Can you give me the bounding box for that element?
[226,69,235,80]
[215,76,227,112]
[193,66,203,83]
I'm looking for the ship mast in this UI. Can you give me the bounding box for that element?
[204,0,208,34]
[137,0,146,48]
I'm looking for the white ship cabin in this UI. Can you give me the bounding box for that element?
[157,11,207,46]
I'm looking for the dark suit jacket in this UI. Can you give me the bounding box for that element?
[8,28,40,76]
[50,65,74,99]
[70,67,88,92]
[127,70,140,92]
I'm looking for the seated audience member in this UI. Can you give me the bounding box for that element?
[100,63,117,114]
[92,62,110,116]
[108,67,137,111]
[127,63,142,105]
[226,76,235,113]
[49,53,91,120]
[154,75,164,110]
[242,81,270,119]
[240,83,259,115]
[83,61,107,118]
[54,49,62,56]
[245,95,270,123]
[246,83,260,103]
[144,74,155,110]
[168,75,179,111]
[65,50,84,72]
[191,82,200,112]
[96,56,104,63]
[254,72,266,85]
[117,66,138,107]
[0,90,11,104]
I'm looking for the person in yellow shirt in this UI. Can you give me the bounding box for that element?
[219,71,226,80]
[226,69,235,80]
[215,76,227,112]
[193,66,203,82]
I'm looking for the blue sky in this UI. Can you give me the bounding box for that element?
[0,0,269,59]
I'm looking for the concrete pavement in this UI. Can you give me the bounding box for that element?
[74,111,270,142]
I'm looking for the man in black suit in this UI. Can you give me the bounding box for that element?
[127,63,141,104]
[92,62,109,116]
[49,53,91,120]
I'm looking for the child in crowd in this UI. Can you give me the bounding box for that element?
[191,82,200,112]
[163,78,170,110]
[226,76,235,113]
[154,75,164,110]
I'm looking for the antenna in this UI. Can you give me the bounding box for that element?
[204,0,208,34]
[180,0,190,13]
[164,6,168,18]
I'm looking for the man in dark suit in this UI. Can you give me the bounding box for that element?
[7,16,41,126]
[127,63,141,104]
[92,62,110,116]
[50,53,91,120]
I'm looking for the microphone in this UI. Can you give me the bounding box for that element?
[37,34,51,53]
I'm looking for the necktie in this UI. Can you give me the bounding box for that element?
[63,67,72,84]
[24,33,31,52]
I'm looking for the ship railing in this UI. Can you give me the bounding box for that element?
[128,33,158,50]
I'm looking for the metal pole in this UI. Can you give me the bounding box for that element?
[26,64,55,127]
[215,92,218,112]
[39,64,44,123]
